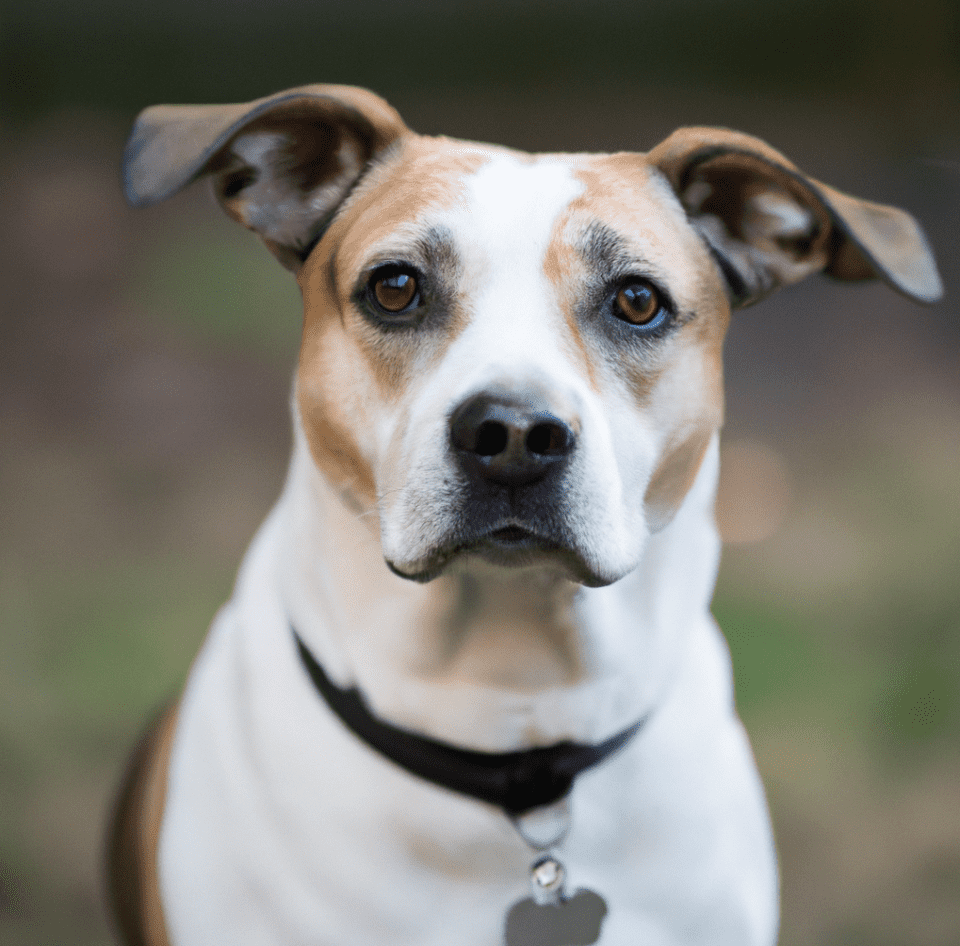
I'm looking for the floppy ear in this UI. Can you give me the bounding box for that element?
[122,84,409,270]
[649,127,942,307]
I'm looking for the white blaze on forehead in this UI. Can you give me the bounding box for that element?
[460,153,584,256]
[436,154,586,392]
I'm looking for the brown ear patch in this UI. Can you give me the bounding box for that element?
[649,127,943,306]
[123,84,407,207]
[813,179,944,302]
[207,106,377,270]
[123,84,411,270]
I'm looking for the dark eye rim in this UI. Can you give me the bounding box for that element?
[609,276,673,333]
[365,262,423,317]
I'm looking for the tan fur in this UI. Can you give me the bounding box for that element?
[552,155,730,529]
[108,703,178,946]
[294,138,495,502]
[324,137,494,256]
[542,209,601,393]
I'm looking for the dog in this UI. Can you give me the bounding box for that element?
[108,84,941,946]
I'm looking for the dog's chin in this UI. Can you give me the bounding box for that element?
[385,526,623,588]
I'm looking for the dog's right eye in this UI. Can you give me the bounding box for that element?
[369,265,421,315]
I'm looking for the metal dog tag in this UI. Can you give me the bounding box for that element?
[504,856,608,946]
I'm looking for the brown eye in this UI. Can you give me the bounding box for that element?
[371,268,419,314]
[615,280,662,325]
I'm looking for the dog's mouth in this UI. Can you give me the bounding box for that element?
[471,523,561,565]
[386,520,612,587]
[486,524,538,545]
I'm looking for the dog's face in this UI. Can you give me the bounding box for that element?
[124,85,941,587]
[296,139,727,586]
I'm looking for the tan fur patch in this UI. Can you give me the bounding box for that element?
[642,328,726,529]
[644,427,716,531]
[325,137,494,259]
[572,157,722,401]
[295,137,497,502]
[107,703,179,946]
[567,154,730,525]
[295,320,379,504]
[542,211,600,392]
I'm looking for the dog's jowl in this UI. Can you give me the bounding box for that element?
[109,85,942,946]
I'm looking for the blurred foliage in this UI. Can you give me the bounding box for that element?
[715,596,826,714]
[718,589,960,757]
[872,600,960,755]
[128,219,301,359]
[2,0,959,126]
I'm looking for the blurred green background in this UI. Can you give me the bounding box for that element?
[1,1,958,944]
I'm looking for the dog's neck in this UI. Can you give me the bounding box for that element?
[277,431,722,751]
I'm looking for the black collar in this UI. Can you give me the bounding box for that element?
[293,627,648,816]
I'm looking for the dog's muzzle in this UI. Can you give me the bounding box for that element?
[387,390,612,585]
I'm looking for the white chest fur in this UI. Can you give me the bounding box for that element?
[156,439,778,946]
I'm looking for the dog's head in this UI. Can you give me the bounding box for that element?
[125,85,941,587]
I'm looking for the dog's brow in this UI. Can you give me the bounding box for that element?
[578,222,643,277]
[360,224,459,276]
[417,225,460,278]
[573,221,674,302]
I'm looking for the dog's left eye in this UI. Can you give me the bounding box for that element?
[613,279,667,327]
[369,265,421,315]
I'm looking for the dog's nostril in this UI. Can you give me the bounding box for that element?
[475,421,509,457]
[526,423,568,456]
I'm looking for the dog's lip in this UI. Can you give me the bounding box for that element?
[470,520,556,551]
[485,524,540,545]
[386,521,614,587]
[390,522,557,576]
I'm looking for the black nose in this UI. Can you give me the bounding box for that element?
[449,393,577,487]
